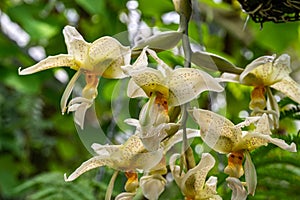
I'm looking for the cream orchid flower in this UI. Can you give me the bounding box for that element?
[18,25,131,129]
[170,153,222,200]
[64,135,163,182]
[124,91,180,151]
[122,47,224,111]
[64,127,200,182]
[191,108,297,196]
[240,54,299,127]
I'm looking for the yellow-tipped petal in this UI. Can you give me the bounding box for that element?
[168,68,223,106]
[19,55,76,75]
[63,25,90,63]
[271,76,300,104]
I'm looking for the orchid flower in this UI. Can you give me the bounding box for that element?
[19,25,131,129]
[222,54,300,128]
[191,108,297,196]
[64,135,163,182]
[64,127,200,182]
[124,92,180,151]
[170,153,222,200]
[122,47,223,112]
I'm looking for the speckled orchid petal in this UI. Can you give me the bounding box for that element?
[168,68,224,106]
[170,153,219,199]
[64,135,164,182]
[60,70,82,113]
[88,36,130,77]
[240,54,292,86]
[226,177,247,200]
[18,55,76,75]
[191,108,242,154]
[239,55,276,85]
[63,25,89,63]
[244,151,257,196]
[271,76,300,104]
[191,153,216,190]
[196,176,222,200]
[123,66,168,97]
[64,155,113,181]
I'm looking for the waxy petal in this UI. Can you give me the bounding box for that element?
[64,155,113,181]
[140,174,166,200]
[226,177,247,200]
[123,66,168,97]
[88,36,130,77]
[126,79,147,98]
[235,132,297,152]
[192,153,216,194]
[115,192,136,200]
[271,76,300,104]
[65,135,164,182]
[168,68,224,106]
[240,54,291,86]
[60,70,82,113]
[244,151,257,195]
[239,55,275,85]
[63,25,89,63]
[191,108,242,154]
[18,55,76,75]
[170,153,217,199]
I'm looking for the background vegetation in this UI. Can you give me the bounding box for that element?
[0,0,300,199]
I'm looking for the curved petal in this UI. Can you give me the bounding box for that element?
[126,78,148,98]
[235,132,297,152]
[271,76,300,104]
[239,55,275,85]
[70,102,92,130]
[64,155,113,182]
[271,54,292,80]
[244,151,257,196]
[140,174,166,200]
[146,48,173,77]
[88,36,130,75]
[19,55,76,75]
[124,67,168,97]
[169,153,182,186]
[196,176,222,200]
[193,153,216,193]
[91,143,121,155]
[168,68,224,106]
[63,26,89,62]
[191,108,242,154]
[115,192,136,200]
[60,70,82,113]
[226,177,247,200]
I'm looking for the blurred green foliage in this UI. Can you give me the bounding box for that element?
[0,0,300,199]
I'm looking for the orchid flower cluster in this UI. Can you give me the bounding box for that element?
[18,3,299,200]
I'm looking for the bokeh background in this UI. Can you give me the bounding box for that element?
[0,0,300,199]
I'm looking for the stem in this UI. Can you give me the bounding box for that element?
[105,170,119,200]
[179,9,194,171]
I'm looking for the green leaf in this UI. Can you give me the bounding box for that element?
[191,51,243,74]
